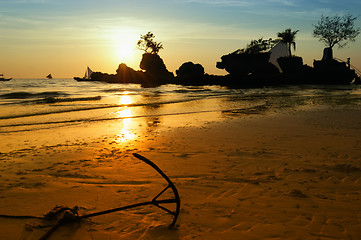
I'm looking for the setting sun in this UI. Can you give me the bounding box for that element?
[115,43,136,63]
[108,30,139,65]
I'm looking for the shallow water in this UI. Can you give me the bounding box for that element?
[0,79,232,132]
[2,79,361,131]
[1,78,361,151]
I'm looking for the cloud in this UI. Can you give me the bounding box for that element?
[183,0,254,7]
[267,0,296,6]
[0,0,49,3]
[0,13,44,28]
[182,0,299,7]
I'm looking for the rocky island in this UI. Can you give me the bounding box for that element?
[76,14,360,88]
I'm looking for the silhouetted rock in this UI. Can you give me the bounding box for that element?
[114,63,144,84]
[251,62,281,84]
[176,62,204,78]
[116,63,137,76]
[89,54,174,87]
[140,53,174,85]
[89,63,144,84]
[217,52,272,76]
[85,45,359,88]
[313,59,357,84]
[91,71,117,82]
[277,56,303,74]
[277,56,315,84]
[216,51,281,87]
[175,62,206,85]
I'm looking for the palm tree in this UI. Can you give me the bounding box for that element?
[277,28,299,57]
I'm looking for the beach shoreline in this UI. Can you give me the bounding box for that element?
[1,104,361,239]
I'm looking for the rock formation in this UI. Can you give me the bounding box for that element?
[87,47,360,88]
[216,51,280,86]
[175,62,205,85]
[139,53,174,86]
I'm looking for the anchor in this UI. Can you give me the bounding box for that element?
[0,153,181,240]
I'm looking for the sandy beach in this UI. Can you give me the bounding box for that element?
[2,0,361,238]
[1,103,361,239]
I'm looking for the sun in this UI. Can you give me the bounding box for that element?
[116,43,136,63]
[107,29,140,66]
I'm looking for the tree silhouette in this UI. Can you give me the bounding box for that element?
[277,28,299,57]
[137,32,163,54]
[239,38,278,54]
[313,14,360,49]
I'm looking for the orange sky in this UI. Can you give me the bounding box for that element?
[0,0,360,78]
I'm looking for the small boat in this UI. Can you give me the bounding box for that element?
[46,74,53,79]
[74,66,93,81]
[0,73,12,81]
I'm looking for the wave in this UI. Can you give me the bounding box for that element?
[173,88,212,94]
[0,105,267,133]
[102,88,140,93]
[0,95,209,120]
[0,95,102,106]
[0,103,118,120]
[0,91,67,99]
[39,96,101,103]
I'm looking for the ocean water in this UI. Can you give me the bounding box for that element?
[1,78,361,136]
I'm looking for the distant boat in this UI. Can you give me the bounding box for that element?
[74,67,93,81]
[0,73,12,81]
[46,74,53,79]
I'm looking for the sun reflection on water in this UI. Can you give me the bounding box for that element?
[115,94,136,143]
[119,93,133,105]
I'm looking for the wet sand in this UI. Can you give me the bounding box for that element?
[1,105,361,239]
